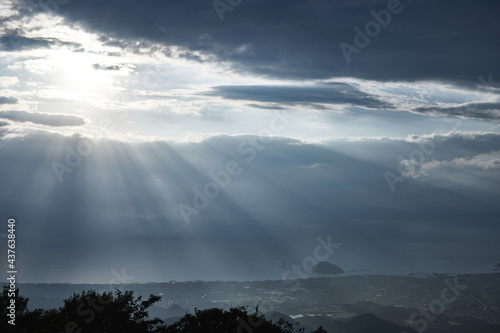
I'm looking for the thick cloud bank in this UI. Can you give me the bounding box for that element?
[1,132,499,282]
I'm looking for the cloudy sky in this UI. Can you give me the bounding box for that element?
[1,0,499,283]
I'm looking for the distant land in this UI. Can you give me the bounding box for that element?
[311,261,344,275]
[3,273,499,332]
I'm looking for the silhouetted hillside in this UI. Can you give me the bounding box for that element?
[335,313,417,333]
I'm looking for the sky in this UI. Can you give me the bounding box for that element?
[0,0,500,283]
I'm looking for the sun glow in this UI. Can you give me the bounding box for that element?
[52,50,119,99]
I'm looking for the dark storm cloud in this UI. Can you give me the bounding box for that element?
[19,0,500,84]
[246,104,284,110]
[0,111,86,126]
[414,102,500,121]
[0,96,18,104]
[207,83,391,109]
[0,30,80,51]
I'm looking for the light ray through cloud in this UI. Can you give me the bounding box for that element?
[0,0,499,285]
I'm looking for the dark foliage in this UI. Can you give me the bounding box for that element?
[0,287,325,332]
[158,306,320,333]
[1,286,162,332]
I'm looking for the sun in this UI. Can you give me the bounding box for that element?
[52,50,118,98]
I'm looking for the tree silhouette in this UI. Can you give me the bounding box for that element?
[159,306,328,333]
[1,285,33,332]
[56,289,163,332]
[0,287,163,332]
[1,287,328,332]
[1,285,29,316]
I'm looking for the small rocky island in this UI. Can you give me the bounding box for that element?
[311,261,344,275]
